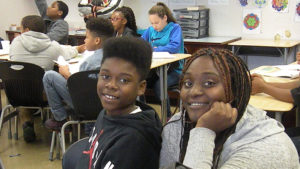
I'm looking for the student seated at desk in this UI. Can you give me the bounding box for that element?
[142,2,184,118]
[251,52,300,104]
[43,18,114,131]
[10,15,79,72]
[62,37,162,169]
[111,6,138,37]
[35,0,69,44]
[160,48,299,169]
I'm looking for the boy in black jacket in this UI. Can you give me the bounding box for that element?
[62,37,162,169]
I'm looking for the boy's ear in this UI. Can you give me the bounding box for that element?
[58,10,63,17]
[95,37,102,46]
[137,80,147,96]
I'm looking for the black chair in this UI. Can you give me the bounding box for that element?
[0,61,48,140]
[60,70,102,154]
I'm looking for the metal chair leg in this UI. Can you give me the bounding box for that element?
[49,131,56,161]
[56,132,60,160]
[14,115,18,140]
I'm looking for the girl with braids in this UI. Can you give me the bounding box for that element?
[160,48,299,169]
[142,2,184,118]
[110,6,138,37]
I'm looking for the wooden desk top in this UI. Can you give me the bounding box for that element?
[229,39,300,48]
[151,54,191,69]
[184,36,241,45]
[0,54,9,60]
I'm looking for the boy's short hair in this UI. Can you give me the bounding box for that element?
[102,37,153,81]
[86,18,114,41]
[57,1,69,19]
[21,15,45,33]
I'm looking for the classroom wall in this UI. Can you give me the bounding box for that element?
[1,0,300,40]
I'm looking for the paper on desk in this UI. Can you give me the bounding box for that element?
[53,55,68,65]
[252,66,300,78]
[152,52,175,59]
[274,64,300,70]
[0,40,10,55]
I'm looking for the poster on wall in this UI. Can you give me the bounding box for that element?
[242,9,261,34]
[253,0,267,8]
[295,1,300,22]
[239,0,249,7]
[208,0,229,5]
[271,0,289,13]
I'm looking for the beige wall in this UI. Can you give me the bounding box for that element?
[1,0,300,40]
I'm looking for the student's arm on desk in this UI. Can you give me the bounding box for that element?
[251,74,300,103]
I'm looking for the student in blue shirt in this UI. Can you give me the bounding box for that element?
[142,2,184,118]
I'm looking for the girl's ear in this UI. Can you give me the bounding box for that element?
[122,18,127,25]
[163,15,168,22]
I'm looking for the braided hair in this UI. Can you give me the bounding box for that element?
[178,48,251,167]
[149,2,176,23]
[114,6,138,36]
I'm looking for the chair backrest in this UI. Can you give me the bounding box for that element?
[0,61,46,107]
[67,70,102,120]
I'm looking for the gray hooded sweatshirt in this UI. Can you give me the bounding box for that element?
[160,105,299,169]
[10,31,77,71]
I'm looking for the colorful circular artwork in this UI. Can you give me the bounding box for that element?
[239,0,248,7]
[297,3,300,16]
[254,0,267,8]
[272,0,288,12]
[244,13,260,30]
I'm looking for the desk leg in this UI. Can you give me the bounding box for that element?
[159,65,168,125]
[232,45,235,54]
[275,112,282,123]
[284,48,288,64]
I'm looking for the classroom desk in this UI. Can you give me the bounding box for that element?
[151,54,191,124]
[0,54,9,60]
[249,70,296,124]
[229,39,300,64]
[184,36,241,54]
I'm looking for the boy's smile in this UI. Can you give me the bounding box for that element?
[97,57,146,116]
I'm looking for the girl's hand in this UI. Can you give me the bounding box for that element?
[196,102,237,133]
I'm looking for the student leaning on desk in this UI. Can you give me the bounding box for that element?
[9,15,85,143]
[9,15,83,72]
[43,17,114,134]
[251,51,300,104]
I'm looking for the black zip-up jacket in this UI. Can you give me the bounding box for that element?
[76,102,162,169]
